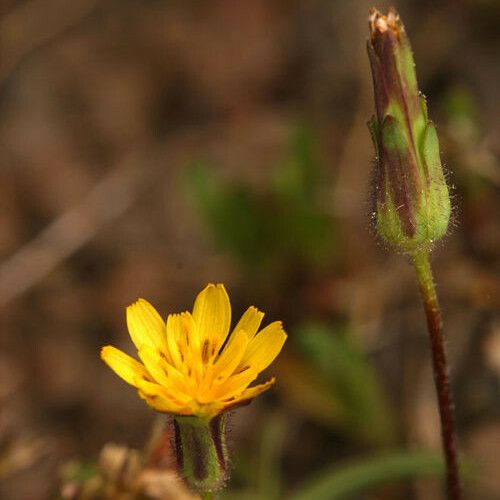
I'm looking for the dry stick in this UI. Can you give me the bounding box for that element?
[0,125,204,308]
[412,251,462,500]
[0,0,99,85]
[0,154,152,307]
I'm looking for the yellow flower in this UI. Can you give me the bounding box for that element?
[101,284,287,418]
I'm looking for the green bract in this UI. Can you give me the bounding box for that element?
[174,414,229,493]
[367,8,451,254]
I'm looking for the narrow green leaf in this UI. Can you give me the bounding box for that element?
[290,451,446,500]
[295,323,395,446]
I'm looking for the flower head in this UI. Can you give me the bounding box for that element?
[101,284,287,418]
[367,8,451,254]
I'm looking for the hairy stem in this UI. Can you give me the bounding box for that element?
[411,251,461,500]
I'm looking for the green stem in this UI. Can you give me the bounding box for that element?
[411,251,462,500]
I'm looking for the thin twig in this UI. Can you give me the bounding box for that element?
[0,0,99,85]
[0,153,152,307]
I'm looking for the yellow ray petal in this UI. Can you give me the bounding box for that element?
[237,378,275,401]
[137,388,185,414]
[137,345,170,387]
[211,329,249,384]
[140,395,178,413]
[223,378,275,410]
[166,313,186,370]
[137,344,192,397]
[239,321,287,374]
[136,377,191,406]
[196,335,241,398]
[101,345,147,387]
[126,299,167,353]
[179,311,201,354]
[205,367,258,402]
[192,284,231,354]
[233,306,264,339]
[190,401,225,419]
[166,311,200,369]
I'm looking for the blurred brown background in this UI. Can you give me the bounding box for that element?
[0,0,498,499]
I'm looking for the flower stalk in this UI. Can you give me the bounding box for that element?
[411,252,461,499]
[367,8,461,498]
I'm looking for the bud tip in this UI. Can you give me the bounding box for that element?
[368,7,402,40]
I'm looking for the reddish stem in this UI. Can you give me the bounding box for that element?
[412,252,462,500]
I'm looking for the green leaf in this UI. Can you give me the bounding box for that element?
[256,414,287,500]
[184,126,338,273]
[289,451,447,500]
[294,323,395,446]
[184,161,267,263]
[272,125,323,203]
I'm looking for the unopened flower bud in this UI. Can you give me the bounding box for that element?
[367,8,451,254]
